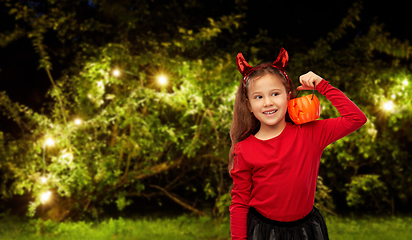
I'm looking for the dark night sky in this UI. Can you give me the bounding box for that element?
[0,0,411,134]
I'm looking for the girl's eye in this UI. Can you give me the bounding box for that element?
[254,95,262,99]
[272,93,279,96]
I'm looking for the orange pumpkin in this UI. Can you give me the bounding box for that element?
[287,93,321,125]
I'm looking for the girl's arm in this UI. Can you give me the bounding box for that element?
[230,144,252,240]
[299,72,367,149]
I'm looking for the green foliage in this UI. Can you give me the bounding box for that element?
[346,175,389,213]
[1,0,412,219]
[0,0,245,220]
[315,176,336,215]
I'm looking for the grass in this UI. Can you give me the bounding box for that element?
[0,214,411,240]
[326,216,412,240]
[0,215,230,240]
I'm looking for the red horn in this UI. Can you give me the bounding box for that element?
[236,52,254,76]
[273,47,289,70]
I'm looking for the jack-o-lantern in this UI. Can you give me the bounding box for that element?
[287,89,321,125]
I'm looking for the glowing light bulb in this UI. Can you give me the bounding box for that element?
[40,177,47,184]
[74,118,82,125]
[383,100,394,111]
[157,75,167,85]
[44,138,55,147]
[40,191,51,203]
[112,69,120,77]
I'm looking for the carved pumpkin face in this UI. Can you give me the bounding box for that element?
[287,94,321,124]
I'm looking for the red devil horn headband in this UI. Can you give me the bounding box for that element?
[236,47,290,93]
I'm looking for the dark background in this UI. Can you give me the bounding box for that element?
[1,0,410,115]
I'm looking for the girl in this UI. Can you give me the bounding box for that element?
[229,48,367,240]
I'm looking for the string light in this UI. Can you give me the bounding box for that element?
[157,75,168,85]
[112,69,121,77]
[44,138,55,147]
[40,191,51,203]
[40,176,48,184]
[383,100,394,112]
[112,68,169,87]
[74,118,82,125]
[42,137,55,179]
[402,79,409,86]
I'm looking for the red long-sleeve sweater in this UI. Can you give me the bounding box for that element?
[229,79,367,240]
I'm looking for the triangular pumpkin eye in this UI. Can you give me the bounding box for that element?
[287,95,321,124]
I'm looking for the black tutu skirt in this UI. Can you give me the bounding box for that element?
[247,207,329,240]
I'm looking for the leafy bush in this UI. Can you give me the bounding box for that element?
[346,175,390,214]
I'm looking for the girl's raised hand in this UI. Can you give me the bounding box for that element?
[297,71,323,91]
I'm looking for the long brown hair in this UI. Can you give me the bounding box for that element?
[228,63,296,174]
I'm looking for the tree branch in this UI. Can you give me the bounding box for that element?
[133,155,184,180]
[115,155,185,189]
[149,184,203,216]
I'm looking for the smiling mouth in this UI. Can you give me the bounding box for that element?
[263,110,277,115]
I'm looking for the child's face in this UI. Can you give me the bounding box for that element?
[247,74,290,130]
